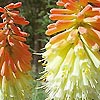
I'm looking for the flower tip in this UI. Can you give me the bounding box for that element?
[0,7,5,13]
[78,27,87,34]
[6,3,14,9]
[25,21,30,25]
[56,1,65,6]
[14,2,22,8]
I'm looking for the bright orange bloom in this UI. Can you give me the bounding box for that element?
[46,0,100,49]
[0,2,33,100]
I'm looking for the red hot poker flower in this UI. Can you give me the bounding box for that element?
[0,2,33,100]
[42,0,100,100]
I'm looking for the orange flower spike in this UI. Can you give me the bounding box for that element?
[0,2,33,99]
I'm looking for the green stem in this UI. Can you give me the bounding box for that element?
[78,32,95,67]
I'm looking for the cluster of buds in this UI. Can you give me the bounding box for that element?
[0,2,33,100]
[42,0,100,100]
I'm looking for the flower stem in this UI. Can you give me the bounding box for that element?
[78,32,96,67]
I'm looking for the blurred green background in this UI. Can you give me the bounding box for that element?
[0,0,57,99]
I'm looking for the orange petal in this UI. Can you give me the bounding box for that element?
[9,56,17,73]
[62,0,68,3]
[12,35,26,42]
[14,2,22,8]
[8,11,18,17]
[6,3,14,9]
[83,34,96,47]
[56,20,75,29]
[89,0,100,7]
[47,23,56,29]
[81,4,92,14]
[0,7,5,13]
[1,61,9,77]
[20,32,29,37]
[46,20,75,35]
[1,14,6,19]
[6,2,22,9]
[10,15,29,25]
[0,47,4,57]
[78,27,87,34]
[56,1,65,6]
[90,23,100,31]
[45,27,60,36]
[46,26,67,36]
[0,22,6,29]
[87,28,100,46]
[49,14,76,20]
[7,35,14,46]
[0,30,7,42]
[17,61,31,72]
[50,31,70,44]
[10,24,21,36]
[50,8,73,14]
[11,10,20,14]
[64,2,77,10]
[79,0,88,6]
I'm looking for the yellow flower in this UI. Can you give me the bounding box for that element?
[42,0,100,100]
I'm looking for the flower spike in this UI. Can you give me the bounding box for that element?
[42,0,100,100]
[0,2,33,100]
